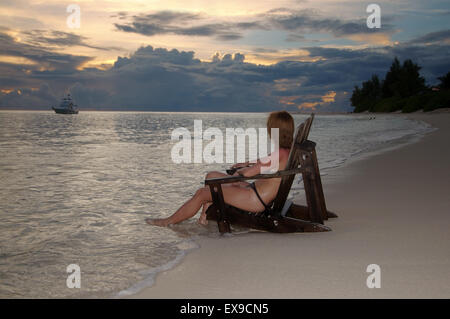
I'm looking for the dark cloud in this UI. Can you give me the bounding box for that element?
[266,9,394,37]
[0,30,93,71]
[178,24,233,37]
[20,30,120,51]
[285,34,305,42]
[113,8,394,43]
[114,22,164,36]
[1,29,450,112]
[114,11,259,41]
[134,11,203,24]
[114,21,245,39]
[407,29,450,45]
[214,32,242,41]
[252,47,279,53]
[0,82,58,108]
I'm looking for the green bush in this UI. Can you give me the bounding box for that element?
[373,96,403,112]
[423,90,450,112]
[365,90,450,113]
[402,93,430,113]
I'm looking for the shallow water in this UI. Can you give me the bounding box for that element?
[0,111,432,298]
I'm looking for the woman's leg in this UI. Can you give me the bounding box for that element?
[146,186,212,226]
[146,171,222,227]
[205,171,227,179]
[147,183,265,227]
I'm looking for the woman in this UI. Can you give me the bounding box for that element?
[146,111,294,227]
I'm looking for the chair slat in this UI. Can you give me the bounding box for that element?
[272,114,314,213]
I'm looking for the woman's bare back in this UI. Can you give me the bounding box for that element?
[250,147,290,207]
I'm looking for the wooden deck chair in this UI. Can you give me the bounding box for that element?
[205,114,337,233]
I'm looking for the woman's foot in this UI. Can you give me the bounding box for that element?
[197,210,208,226]
[197,215,208,226]
[146,218,170,227]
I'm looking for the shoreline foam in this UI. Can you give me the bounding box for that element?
[115,238,200,298]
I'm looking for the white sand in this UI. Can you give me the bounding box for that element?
[129,113,450,299]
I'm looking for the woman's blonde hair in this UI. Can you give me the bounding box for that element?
[266,111,294,149]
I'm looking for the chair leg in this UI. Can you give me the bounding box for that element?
[327,211,338,218]
[302,170,324,224]
[218,220,231,233]
[208,183,231,233]
[311,148,329,221]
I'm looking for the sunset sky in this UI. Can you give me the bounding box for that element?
[1,0,449,111]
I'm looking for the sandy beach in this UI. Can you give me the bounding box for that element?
[129,113,450,299]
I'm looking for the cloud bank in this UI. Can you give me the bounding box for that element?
[113,8,394,44]
[1,27,449,112]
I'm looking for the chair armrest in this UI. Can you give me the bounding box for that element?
[204,167,307,185]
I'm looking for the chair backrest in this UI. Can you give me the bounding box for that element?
[272,114,314,212]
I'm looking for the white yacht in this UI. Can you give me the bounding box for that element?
[52,94,79,114]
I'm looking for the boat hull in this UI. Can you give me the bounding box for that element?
[52,107,78,114]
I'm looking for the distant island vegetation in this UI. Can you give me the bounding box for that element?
[351,57,450,113]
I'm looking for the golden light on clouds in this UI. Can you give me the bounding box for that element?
[274,78,303,92]
[245,49,325,65]
[279,95,301,106]
[79,59,116,70]
[346,33,393,46]
[0,55,36,65]
[321,91,336,103]
[280,90,336,110]
[0,0,399,71]
[298,102,319,109]
[2,0,449,114]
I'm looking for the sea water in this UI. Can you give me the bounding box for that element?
[0,111,433,298]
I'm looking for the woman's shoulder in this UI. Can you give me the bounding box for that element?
[267,148,290,159]
[264,148,290,164]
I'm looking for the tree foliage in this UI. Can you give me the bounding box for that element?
[351,75,382,112]
[351,58,448,112]
[382,58,426,98]
[438,72,450,90]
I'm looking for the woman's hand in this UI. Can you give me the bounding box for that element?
[236,167,252,177]
[236,162,262,178]
[231,162,246,169]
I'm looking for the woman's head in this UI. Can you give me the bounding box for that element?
[266,111,294,149]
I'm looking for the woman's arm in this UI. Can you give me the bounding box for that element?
[231,157,264,169]
[231,161,251,169]
[236,164,260,177]
[236,150,281,177]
